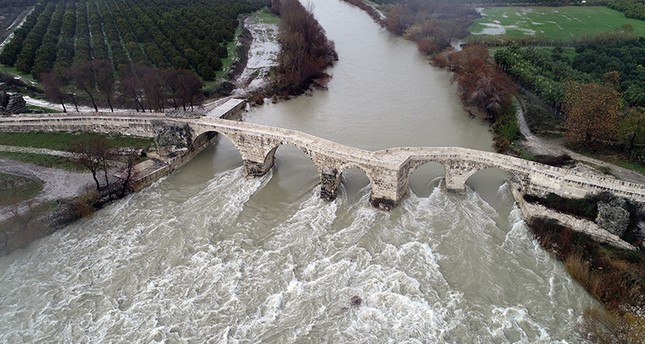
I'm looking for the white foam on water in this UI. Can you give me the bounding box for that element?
[0,168,597,343]
[262,189,338,258]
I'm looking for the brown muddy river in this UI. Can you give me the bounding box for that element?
[0,0,594,342]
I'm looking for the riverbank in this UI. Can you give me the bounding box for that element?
[0,157,93,222]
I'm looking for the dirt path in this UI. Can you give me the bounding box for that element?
[515,100,645,185]
[0,158,94,222]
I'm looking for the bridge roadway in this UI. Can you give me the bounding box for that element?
[1,113,644,209]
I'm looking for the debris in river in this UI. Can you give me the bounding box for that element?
[350,295,363,308]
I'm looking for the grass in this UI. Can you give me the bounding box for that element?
[469,6,645,42]
[253,8,280,25]
[570,146,645,175]
[0,63,38,85]
[524,192,601,221]
[0,151,82,171]
[492,103,521,152]
[598,156,645,175]
[0,200,56,251]
[0,172,43,207]
[26,104,63,114]
[0,132,153,152]
[215,24,242,81]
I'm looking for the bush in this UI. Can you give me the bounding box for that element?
[532,154,574,167]
[524,192,601,220]
[493,104,521,152]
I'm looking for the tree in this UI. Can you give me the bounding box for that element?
[274,0,337,95]
[564,81,621,147]
[41,72,67,113]
[602,70,620,89]
[94,60,115,112]
[449,45,515,120]
[618,107,645,155]
[176,69,203,110]
[70,137,113,194]
[142,67,164,112]
[67,61,99,112]
[116,152,140,197]
[118,63,148,112]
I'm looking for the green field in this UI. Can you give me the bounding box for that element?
[469,6,645,41]
[0,132,153,151]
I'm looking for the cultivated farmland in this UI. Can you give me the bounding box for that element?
[0,0,265,80]
[469,6,645,41]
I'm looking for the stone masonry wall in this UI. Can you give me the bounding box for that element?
[1,115,645,208]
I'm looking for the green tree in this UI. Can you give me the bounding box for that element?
[618,107,645,154]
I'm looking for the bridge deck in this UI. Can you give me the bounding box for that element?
[1,114,644,204]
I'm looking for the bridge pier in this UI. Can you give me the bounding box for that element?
[4,115,645,208]
[320,168,340,201]
[368,171,408,211]
[243,159,273,177]
[236,139,279,177]
[442,177,468,194]
[443,162,484,194]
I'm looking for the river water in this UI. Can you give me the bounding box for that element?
[0,0,595,342]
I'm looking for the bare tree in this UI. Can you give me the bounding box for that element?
[162,69,180,109]
[116,152,140,197]
[274,0,337,95]
[176,69,203,110]
[70,137,113,193]
[68,60,99,112]
[142,67,164,112]
[94,60,115,112]
[41,72,67,112]
[118,64,148,112]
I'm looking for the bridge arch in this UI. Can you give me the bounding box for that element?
[191,129,248,157]
[191,130,245,170]
[337,163,376,199]
[464,166,513,202]
[263,141,323,173]
[3,115,645,208]
[404,157,517,194]
[406,160,446,197]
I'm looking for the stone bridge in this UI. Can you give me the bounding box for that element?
[1,113,644,209]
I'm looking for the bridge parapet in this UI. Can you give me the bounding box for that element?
[1,115,645,207]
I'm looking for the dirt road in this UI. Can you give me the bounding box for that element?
[515,101,645,185]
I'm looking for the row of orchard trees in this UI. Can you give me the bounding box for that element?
[0,0,37,41]
[0,0,265,81]
[494,44,645,155]
[42,61,203,113]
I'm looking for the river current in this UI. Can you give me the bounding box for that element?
[0,0,595,342]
